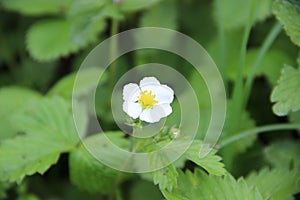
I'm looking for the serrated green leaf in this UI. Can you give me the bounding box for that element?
[0,97,79,182]
[0,87,41,140]
[271,65,300,116]
[264,139,300,168]
[69,141,124,194]
[246,167,300,200]
[213,0,273,30]
[162,169,263,200]
[273,0,300,46]
[152,164,178,191]
[1,0,72,16]
[184,141,226,176]
[119,0,161,12]
[26,12,106,61]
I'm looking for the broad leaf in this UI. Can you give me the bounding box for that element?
[69,140,125,194]
[273,0,300,46]
[264,139,300,168]
[0,87,41,140]
[47,68,104,98]
[0,97,79,182]
[271,65,300,116]
[246,167,300,200]
[162,169,263,200]
[1,0,72,16]
[26,12,106,61]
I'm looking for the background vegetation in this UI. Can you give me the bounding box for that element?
[0,0,300,199]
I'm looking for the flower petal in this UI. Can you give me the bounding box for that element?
[123,101,142,119]
[139,104,172,123]
[123,83,140,102]
[154,103,173,117]
[139,77,160,87]
[155,85,174,104]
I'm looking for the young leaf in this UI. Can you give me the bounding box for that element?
[69,143,123,194]
[273,0,300,46]
[271,65,300,116]
[1,0,72,16]
[152,164,178,191]
[26,12,106,61]
[184,141,226,176]
[0,97,79,182]
[0,87,41,140]
[264,139,300,168]
[246,167,300,200]
[162,169,263,200]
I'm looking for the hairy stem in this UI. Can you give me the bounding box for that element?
[219,123,300,148]
[243,22,282,107]
[228,0,257,133]
[109,18,119,91]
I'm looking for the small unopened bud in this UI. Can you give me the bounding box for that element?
[170,127,180,139]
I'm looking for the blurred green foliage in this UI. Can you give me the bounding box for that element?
[0,0,300,199]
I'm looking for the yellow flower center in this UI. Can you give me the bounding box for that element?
[137,90,158,109]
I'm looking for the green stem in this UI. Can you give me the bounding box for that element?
[215,0,227,87]
[243,22,282,107]
[228,0,257,133]
[109,18,119,90]
[219,123,300,148]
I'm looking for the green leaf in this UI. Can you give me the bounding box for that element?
[69,140,124,194]
[119,0,161,12]
[0,97,79,182]
[246,167,300,200]
[47,68,105,98]
[226,49,293,85]
[184,141,226,176]
[128,179,163,200]
[220,103,256,169]
[152,164,178,191]
[271,65,300,116]
[264,139,300,168]
[213,0,273,30]
[273,0,300,46]
[162,169,263,200]
[0,0,72,16]
[139,0,177,29]
[26,12,106,61]
[68,0,106,17]
[0,87,41,140]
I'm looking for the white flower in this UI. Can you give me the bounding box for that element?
[123,77,174,123]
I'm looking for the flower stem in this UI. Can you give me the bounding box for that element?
[228,0,257,133]
[243,22,282,107]
[109,18,119,91]
[219,123,300,148]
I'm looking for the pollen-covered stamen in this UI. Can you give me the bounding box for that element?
[137,90,158,109]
